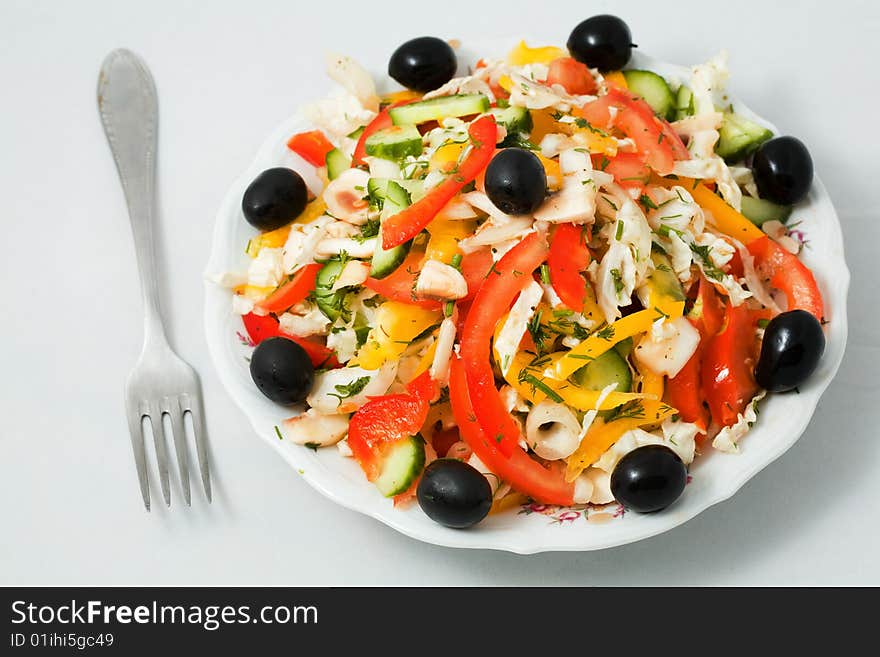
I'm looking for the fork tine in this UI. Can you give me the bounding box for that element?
[164,397,191,506]
[183,393,212,502]
[125,401,151,511]
[149,406,172,507]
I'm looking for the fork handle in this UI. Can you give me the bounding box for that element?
[97,49,167,346]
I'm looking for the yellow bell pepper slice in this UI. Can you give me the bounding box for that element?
[529,108,559,144]
[507,41,566,66]
[353,302,441,369]
[500,351,650,411]
[536,153,562,191]
[603,71,628,90]
[429,142,466,172]
[690,183,765,244]
[564,400,677,482]
[490,492,529,515]
[410,339,438,382]
[639,366,665,399]
[655,176,764,244]
[235,285,275,301]
[425,217,475,263]
[296,197,328,226]
[549,309,661,381]
[245,224,292,258]
[382,89,423,104]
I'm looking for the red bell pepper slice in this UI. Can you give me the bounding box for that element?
[254,264,321,315]
[459,247,495,300]
[747,236,825,321]
[459,232,549,457]
[241,312,338,368]
[548,223,592,311]
[449,356,575,505]
[665,335,709,435]
[701,302,760,427]
[381,115,497,250]
[364,251,441,310]
[689,274,725,337]
[286,130,335,168]
[347,371,435,481]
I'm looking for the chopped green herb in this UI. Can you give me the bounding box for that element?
[594,324,616,341]
[328,376,371,405]
[304,441,321,451]
[615,220,625,241]
[610,268,625,296]
[639,194,659,211]
[274,426,284,441]
[518,371,564,403]
[540,264,551,285]
[450,253,462,270]
[444,301,455,317]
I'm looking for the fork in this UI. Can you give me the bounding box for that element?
[97,49,211,510]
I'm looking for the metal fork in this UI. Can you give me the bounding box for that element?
[97,49,211,510]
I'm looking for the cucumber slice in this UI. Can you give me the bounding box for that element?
[571,349,633,393]
[740,196,792,226]
[367,178,424,208]
[374,435,426,497]
[370,180,412,279]
[674,85,694,121]
[325,148,351,180]
[647,251,686,303]
[623,70,675,120]
[314,259,348,321]
[389,94,490,125]
[613,337,634,359]
[346,126,365,140]
[489,105,533,134]
[715,112,773,162]
[365,125,423,160]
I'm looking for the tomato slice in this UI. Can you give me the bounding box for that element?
[364,251,442,310]
[459,232,549,457]
[347,371,435,481]
[603,151,651,189]
[241,312,338,368]
[701,302,760,427]
[449,357,575,505]
[286,130,334,168]
[548,223,592,311]
[576,95,616,131]
[747,236,825,321]
[254,263,321,315]
[546,57,598,95]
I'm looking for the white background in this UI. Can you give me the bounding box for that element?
[2,0,878,585]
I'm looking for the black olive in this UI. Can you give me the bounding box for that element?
[249,337,315,405]
[610,445,687,513]
[388,37,457,92]
[755,309,825,392]
[751,136,814,205]
[567,15,634,72]
[242,167,308,231]
[484,148,547,215]
[417,459,492,529]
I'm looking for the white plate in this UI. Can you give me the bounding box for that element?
[204,42,849,553]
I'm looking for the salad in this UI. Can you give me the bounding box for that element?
[215,15,827,529]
